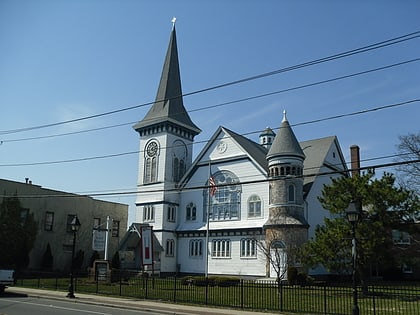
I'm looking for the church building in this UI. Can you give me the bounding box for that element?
[123,25,348,278]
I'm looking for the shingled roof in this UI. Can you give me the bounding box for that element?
[267,112,305,160]
[133,26,201,135]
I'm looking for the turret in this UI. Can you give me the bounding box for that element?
[259,127,276,150]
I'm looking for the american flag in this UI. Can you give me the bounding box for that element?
[209,175,217,197]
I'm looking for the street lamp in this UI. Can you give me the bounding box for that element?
[345,203,360,315]
[67,215,81,299]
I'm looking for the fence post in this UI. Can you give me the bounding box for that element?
[145,276,148,299]
[95,269,99,294]
[323,283,327,315]
[241,279,244,309]
[119,271,122,296]
[205,278,209,305]
[173,275,177,302]
[279,281,283,312]
[371,284,376,315]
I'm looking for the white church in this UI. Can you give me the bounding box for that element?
[119,25,348,278]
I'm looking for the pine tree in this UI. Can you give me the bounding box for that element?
[300,172,420,279]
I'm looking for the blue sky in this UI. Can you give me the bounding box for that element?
[1,0,419,225]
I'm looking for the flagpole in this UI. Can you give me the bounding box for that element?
[205,161,211,278]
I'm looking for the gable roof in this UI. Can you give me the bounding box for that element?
[300,136,348,193]
[133,26,201,135]
[178,124,347,200]
[119,223,163,251]
[178,126,269,188]
[222,127,269,172]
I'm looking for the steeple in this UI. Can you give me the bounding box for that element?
[133,25,201,136]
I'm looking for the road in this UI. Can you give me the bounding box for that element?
[0,293,161,315]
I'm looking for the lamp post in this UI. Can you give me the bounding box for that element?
[346,203,360,315]
[67,215,81,298]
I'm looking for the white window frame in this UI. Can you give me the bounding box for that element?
[240,238,257,258]
[248,195,261,218]
[143,205,155,222]
[212,239,231,258]
[186,202,197,221]
[189,239,203,257]
[204,171,241,222]
[166,239,175,257]
[167,205,176,222]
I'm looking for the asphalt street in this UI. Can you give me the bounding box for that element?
[1,287,281,315]
[0,294,156,315]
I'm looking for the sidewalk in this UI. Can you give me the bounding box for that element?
[7,286,284,315]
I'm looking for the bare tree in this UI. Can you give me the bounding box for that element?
[396,132,420,194]
[257,229,304,288]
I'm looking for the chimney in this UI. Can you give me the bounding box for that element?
[350,145,360,177]
[25,178,29,184]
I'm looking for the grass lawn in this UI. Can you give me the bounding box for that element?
[17,277,420,315]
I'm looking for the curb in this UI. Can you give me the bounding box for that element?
[7,287,282,315]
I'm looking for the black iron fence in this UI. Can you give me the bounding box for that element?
[16,271,420,315]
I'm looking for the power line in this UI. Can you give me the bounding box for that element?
[3,158,419,199]
[1,30,419,136]
[0,98,417,167]
[2,57,420,144]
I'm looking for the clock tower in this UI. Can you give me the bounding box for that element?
[133,24,201,273]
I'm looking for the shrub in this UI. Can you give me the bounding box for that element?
[41,243,53,270]
[111,251,120,269]
[296,272,308,285]
[214,276,240,287]
[89,251,100,267]
[287,266,298,284]
[181,276,194,286]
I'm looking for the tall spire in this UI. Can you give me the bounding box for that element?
[133,23,201,135]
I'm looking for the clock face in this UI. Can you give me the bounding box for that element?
[146,142,158,157]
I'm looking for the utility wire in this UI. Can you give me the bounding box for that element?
[2,57,420,144]
[3,159,419,199]
[1,30,419,136]
[0,98,417,167]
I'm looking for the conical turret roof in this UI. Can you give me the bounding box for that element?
[267,111,305,160]
[133,26,201,135]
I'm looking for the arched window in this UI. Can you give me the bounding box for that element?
[212,239,231,257]
[189,239,202,257]
[143,205,154,222]
[240,238,257,257]
[144,140,159,183]
[172,140,187,182]
[248,195,261,218]
[186,202,196,221]
[288,184,295,202]
[203,170,241,221]
[166,239,175,257]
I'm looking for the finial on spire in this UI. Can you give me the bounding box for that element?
[171,17,177,29]
[282,110,287,122]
